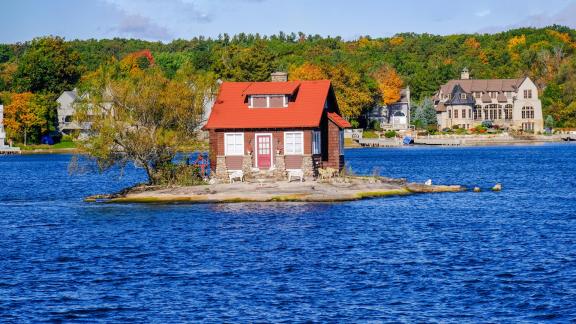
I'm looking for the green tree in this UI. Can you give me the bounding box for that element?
[545,115,556,129]
[413,98,437,129]
[77,62,217,184]
[14,36,81,94]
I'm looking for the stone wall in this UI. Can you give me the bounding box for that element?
[302,155,315,178]
[214,155,228,181]
[274,154,286,179]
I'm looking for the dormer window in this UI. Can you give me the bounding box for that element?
[460,93,467,100]
[248,95,288,108]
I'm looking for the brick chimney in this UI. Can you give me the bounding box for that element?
[271,71,288,82]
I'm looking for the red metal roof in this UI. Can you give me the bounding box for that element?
[327,112,352,128]
[242,81,300,95]
[204,80,348,129]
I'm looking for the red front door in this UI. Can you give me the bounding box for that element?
[256,135,272,169]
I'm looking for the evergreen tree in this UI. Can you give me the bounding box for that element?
[413,98,437,129]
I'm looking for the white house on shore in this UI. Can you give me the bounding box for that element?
[0,104,20,153]
[434,68,543,132]
[56,89,89,136]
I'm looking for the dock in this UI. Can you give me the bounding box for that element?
[358,138,403,147]
[0,147,21,155]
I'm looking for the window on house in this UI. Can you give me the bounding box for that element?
[505,104,513,120]
[522,106,534,119]
[249,95,288,108]
[462,109,466,119]
[460,93,467,100]
[312,131,321,155]
[490,92,497,99]
[454,109,459,118]
[448,109,452,118]
[225,133,244,156]
[339,130,344,154]
[475,92,481,99]
[284,132,304,155]
[523,90,533,99]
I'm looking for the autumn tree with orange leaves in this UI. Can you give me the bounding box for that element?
[372,65,404,106]
[3,92,41,145]
[289,62,373,119]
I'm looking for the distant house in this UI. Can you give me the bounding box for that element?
[367,87,411,130]
[56,89,87,136]
[434,68,543,132]
[203,72,350,181]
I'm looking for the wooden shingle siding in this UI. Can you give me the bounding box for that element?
[225,156,244,171]
[285,155,303,169]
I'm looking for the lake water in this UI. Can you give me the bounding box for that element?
[1,145,576,322]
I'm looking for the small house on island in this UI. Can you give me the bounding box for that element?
[203,72,350,182]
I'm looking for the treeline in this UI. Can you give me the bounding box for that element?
[2,25,576,143]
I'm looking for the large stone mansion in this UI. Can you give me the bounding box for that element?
[434,68,543,132]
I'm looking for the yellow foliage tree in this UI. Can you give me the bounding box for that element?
[508,35,527,61]
[547,29,574,48]
[389,36,404,46]
[289,62,327,81]
[3,92,40,145]
[373,65,404,106]
[290,62,373,119]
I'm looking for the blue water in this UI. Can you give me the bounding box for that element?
[1,145,576,322]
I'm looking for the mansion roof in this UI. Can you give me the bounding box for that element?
[439,78,526,95]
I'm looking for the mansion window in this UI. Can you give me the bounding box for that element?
[475,92,481,99]
[523,89,533,99]
[490,92,497,99]
[462,109,466,119]
[312,131,321,155]
[225,133,244,156]
[454,109,459,118]
[284,132,304,155]
[505,104,513,120]
[522,106,535,119]
[485,104,501,120]
[474,105,482,120]
[249,95,288,108]
[448,109,452,118]
[460,93,467,100]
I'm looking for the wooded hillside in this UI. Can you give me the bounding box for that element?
[1,25,576,144]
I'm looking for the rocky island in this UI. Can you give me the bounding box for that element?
[86,177,465,204]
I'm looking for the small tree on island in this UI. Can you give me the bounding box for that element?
[413,97,437,129]
[74,60,217,185]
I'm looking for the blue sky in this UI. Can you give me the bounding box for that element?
[1,0,576,43]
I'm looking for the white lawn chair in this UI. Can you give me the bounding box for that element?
[229,170,244,183]
[287,169,304,182]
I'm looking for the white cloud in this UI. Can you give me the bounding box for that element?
[100,0,212,40]
[475,9,491,18]
[479,2,576,33]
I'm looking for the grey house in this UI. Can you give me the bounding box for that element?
[56,89,86,136]
[367,87,411,130]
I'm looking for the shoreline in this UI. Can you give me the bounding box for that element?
[85,177,466,204]
[347,137,572,148]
